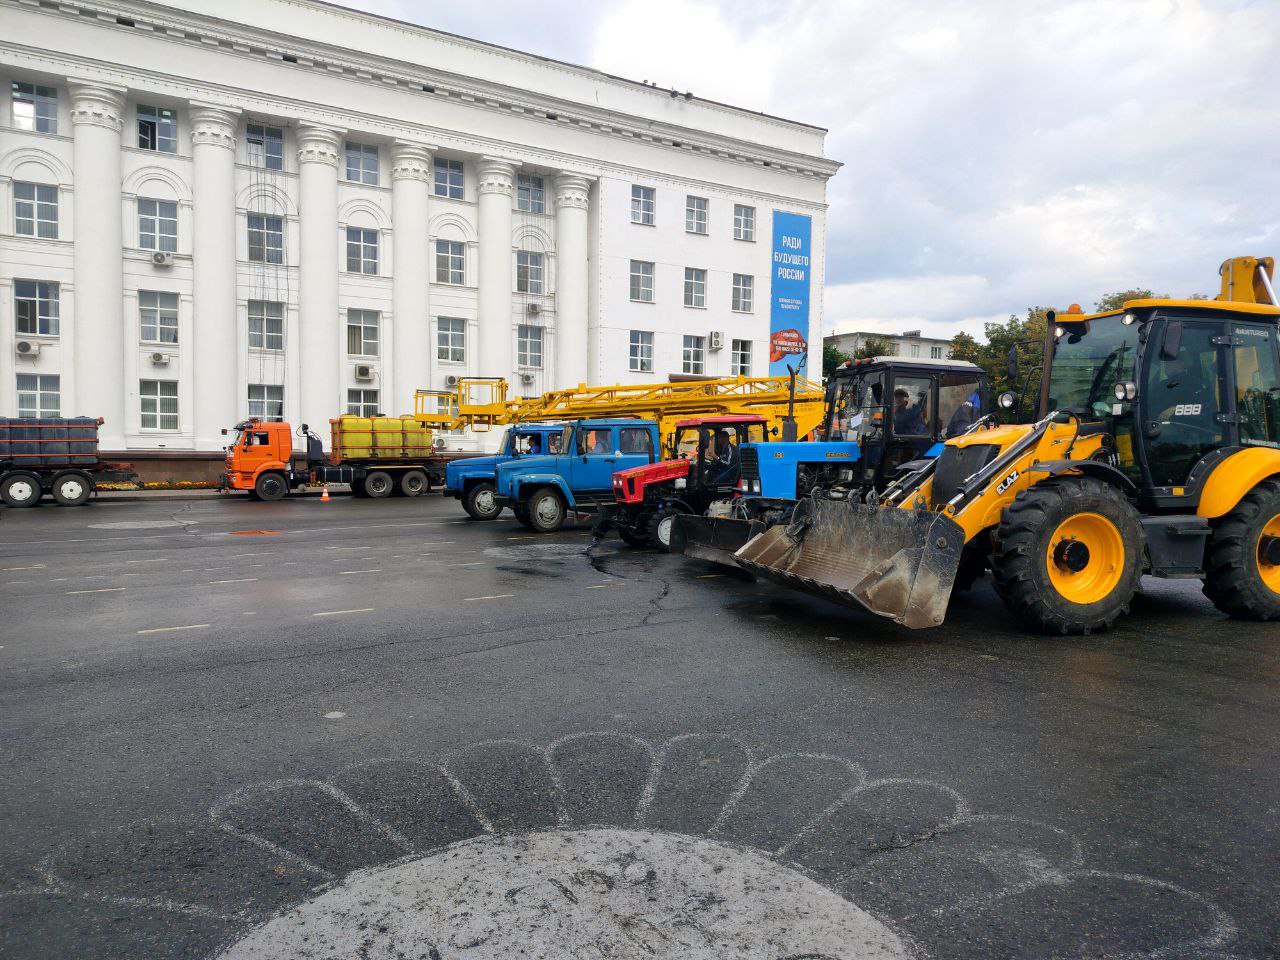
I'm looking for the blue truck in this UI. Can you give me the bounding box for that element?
[444,423,569,521]
[493,418,661,532]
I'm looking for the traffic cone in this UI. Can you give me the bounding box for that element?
[320,486,330,503]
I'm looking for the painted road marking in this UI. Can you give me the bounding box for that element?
[137,623,210,634]
[587,584,611,590]
[125,558,171,564]
[338,569,382,576]
[313,608,374,617]
[506,536,536,541]
[464,594,515,601]
[243,611,258,616]
[2,564,45,571]
[697,574,724,579]
[229,552,275,559]
[453,561,485,566]
[210,578,258,584]
[67,587,126,595]
[323,711,346,720]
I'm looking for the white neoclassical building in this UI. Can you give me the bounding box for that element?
[0,0,837,461]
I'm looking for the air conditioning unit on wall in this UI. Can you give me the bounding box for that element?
[354,363,375,381]
[15,340,40,357]
[149,352,170,365]
[151,251,175,267]
[709,331,725,350]
[526,302,541,316]
[445,374,461,387]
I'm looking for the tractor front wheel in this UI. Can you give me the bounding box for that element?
[1203,477,1280,621]
[617,511,652,548]
[647,507,684,553]
[991,476,1143,635]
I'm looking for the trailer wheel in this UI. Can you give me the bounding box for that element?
[363,471,394,499]
[0,472,42,507]
[399,470,428,498]
[52,471,92,506]
[254,471,288,502]
[991,476,1142,635]
[1203,477,1280,621]
[463,481,502,521]
[648,507,684,552]
[526,487,566,533]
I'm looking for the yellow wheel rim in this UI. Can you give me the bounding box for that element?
[1045,512,1125,605]
[1258,513,1280,594]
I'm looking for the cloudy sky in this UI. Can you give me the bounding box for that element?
[348,0,1278,341]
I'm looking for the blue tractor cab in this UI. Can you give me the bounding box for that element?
[445,423,568,520]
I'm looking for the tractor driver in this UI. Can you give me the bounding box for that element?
[707,429,740,485]
[892,388,927,435]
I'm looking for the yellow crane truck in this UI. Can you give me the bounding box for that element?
[735,256,1280,634]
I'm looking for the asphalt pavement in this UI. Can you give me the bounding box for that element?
[0,491,1276,959]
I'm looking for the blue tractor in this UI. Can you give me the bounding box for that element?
[444,423,569,521]
[672,356,990,563]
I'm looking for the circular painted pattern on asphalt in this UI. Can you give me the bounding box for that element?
[218,829,908,959]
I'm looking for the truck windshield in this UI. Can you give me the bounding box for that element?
[1047,318,1140,417]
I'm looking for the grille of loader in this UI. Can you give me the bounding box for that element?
[931,443,1000,505]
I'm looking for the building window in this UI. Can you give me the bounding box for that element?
[732,273,754,313]
[346,389,379,417]
[346,308,380,356]
[516,251,544,294]
[629,330,653,373]
[246,123,284,170]
[435,240,465,284]
[248,384,284,421]
[248,300,284,351]
[139,290,179,344]
[631,185,655,225]
[684,268,707,308]
[247,213,283,264]
[139,379,179,430]
[685,195,708,235]
[137,104,177,153]
[517,174,545,213]
[517,324,543,368]
[731,339,752,377]
[138,197,178,252]
[437,317,466,362]
[345,227,378,274]
[931,345,944,359]
[345,142,379,185]
[733,204,755,241]
[14,280,59,336]
[910,343,921,358]
[434,158,464,199]
[13,182,57,239]
[682,335,706,375]
[629,260,654,302]
[11,82,57,134]
[16,373,60,418]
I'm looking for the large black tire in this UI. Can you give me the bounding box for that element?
[525,486,566,533]
[618,512,652,548]
[363,471,394,499]
[512,504,535,530]
[463,481,502,521]
[51,471,92,506]
[399,470,428,498]
[254,471,288,502]
[952,535,991,593]
[647,507,684,553]
[990,476,1143,635]
[1203,477,1280,621]
[0,472,42,507]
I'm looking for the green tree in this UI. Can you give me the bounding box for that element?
[1094,289,1158,312]
[822,342,850,378]
[950,308,1050,398]
[852,335,895,360]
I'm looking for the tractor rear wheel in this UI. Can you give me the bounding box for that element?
[526,487,567,533]
[991,476,1143,635]
[647,507,684,553]
[1203,478,1280,621]
[463,481,502,520]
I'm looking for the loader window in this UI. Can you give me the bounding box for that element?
[1144,322,1224,486]
[1047,318,1139,417]
[1234,324,1280,446]
[939,375,984,438]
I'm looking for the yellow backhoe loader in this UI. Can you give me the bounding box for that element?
[735,256,1280,634]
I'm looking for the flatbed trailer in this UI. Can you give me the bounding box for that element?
[0,417,139,507]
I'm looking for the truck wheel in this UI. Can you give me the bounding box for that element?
[1203,477,1280,621]
[991,476,1142,635]
[512,504,535,530]
[399,470,428,498]
[463,481,502,521]
[648,507,684,552]
[363,471,393,499]
[0,472,42,507]
[526,487,566,533]
[618,513,652,548]
[51,471,92,506]
[254,472,288,502]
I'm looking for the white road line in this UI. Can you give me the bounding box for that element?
[229,552,275,559]
[464,594,515,601]
[2,564,45,571]
[506,536,536,541]
[453,561,485,566]
[210,578,258,584]
[313,608,374,617]
[338,569,382,575]
[125,558,170,564]
[586,584,611,589]
[67,587,126,595]
[696,574,724,579]
[422,541,456,545]
[180,569,194,573]
[243,611,257,616]
[137,623,210,634]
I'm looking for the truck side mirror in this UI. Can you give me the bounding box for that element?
[1160,321,1183,361]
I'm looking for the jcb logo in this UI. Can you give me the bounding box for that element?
[1173,404,1203,416]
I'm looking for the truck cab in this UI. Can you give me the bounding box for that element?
[445,423,568,520]
[223,419,300,499]
[494,419,660,532]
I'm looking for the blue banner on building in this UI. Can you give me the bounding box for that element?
[768,211,812,376]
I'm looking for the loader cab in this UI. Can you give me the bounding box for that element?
[672,415,769,492]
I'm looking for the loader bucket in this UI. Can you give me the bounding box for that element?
[671,514,764,567]
[734,499,965,629]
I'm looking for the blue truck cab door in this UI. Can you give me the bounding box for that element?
[569,425,622,491]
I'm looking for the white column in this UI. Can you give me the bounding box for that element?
[296,126,342,440]
[68,83,126,446]
[476,158,516,379]
[189,105,239,447]
[390,142,433,412]
[554,173,592,388]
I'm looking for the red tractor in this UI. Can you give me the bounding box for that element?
[594,415,769,550]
